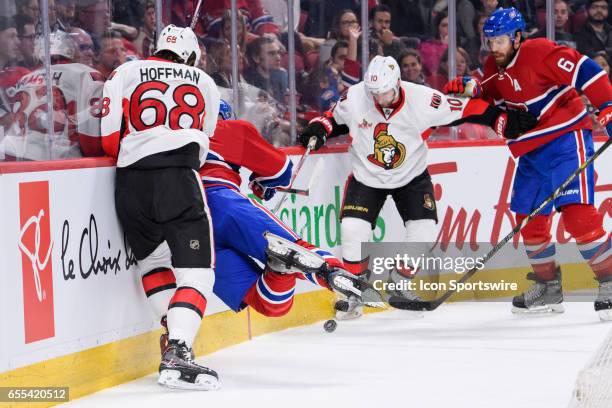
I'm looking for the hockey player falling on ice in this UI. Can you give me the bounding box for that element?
[194,101,376,320]
[444,7,612,319]
[299,55,538,319]
[101,25,221,390]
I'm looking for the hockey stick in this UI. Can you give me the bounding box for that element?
[390,138,612,312]
[190,0,204,29]
[278,157,325,197]
[272,136,317,214]
[277,187,309,196]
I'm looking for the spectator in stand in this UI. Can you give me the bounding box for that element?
[177,0,279,38]
[575,0,612,56]
[319,9,359,64]
[15,15,37,69]
[219,9,259,48]
[380,0,429,38]
[244,35,288,104]
[398,48,430,87]
[198,39,208,73]
[56,0,76,32]
[479,0,499,16]
[419,11,449,77]
[75,0,111,48]
[531,0,576,48]
[427,47,471,91]
[133,0,155,59]
[369,4,405,61]
[0,16,20,69]
[111,0,141,28]
[207,39,243,88]
[303,65,341,112]
[593,50,611,77]
[464,12,490,69]
[70,28,95,67]
[95,31,126,80]
[457,0,477,42]
[16,0,40,27]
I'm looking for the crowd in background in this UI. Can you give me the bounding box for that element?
[0,0,611,160]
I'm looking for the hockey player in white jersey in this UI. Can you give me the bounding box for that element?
[100,25,220,391]
[299,55,538,319]
[1,30,104,160]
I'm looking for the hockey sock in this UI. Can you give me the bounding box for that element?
[518,214,558,281]
[244,270,296,317]
[562,204,611,279]
[141,268,176,319]
[167,267,214,348]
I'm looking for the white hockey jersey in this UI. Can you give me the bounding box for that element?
[1,62,104,160]
[331,81,473,189]
[101,57,220,168]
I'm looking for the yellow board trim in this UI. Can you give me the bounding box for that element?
[0,264,598,407]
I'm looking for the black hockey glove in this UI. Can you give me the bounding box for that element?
[494,110,538,140]
[298,117,332,150]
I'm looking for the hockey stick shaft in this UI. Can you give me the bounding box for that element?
[190,0,204,29]
[394,138,612,311]
[277,187,309,196]
[272,136,317,214]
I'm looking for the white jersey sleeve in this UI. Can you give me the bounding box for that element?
[101,59,220,168]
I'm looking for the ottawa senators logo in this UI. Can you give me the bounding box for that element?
[423,193,435,211]
[367,123,406,170]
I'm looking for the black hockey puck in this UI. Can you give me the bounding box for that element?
[323,319,337,333]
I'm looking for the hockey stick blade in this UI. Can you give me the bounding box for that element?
[390,138,612,312]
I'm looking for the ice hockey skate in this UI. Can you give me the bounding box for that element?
[512,268,564,314]
[158,339,219,391]
[595,276,612,321]
[264,232,385,308]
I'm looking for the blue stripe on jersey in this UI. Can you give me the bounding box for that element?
[257,278,294,302]
[252,15,274,30]
[576,57,604,90]
[526,244,556,260]
[525,86,566,118]
[256,160,293,189]
[600,101,612,110]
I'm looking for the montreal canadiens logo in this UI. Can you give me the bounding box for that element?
[367,123,406,170]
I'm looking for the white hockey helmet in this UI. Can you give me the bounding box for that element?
[155,24,201,66]
[36,30,76,61]
[364,55,401,97]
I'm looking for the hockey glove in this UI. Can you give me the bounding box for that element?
[298,117,332,150]
[443,76,481,98]
[249,180,276,201]
[597,104,612,139]
[494,110,538,140]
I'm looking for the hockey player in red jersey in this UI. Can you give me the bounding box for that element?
[101,25,220,390]
[444,7,612,320]
[197,101,374,318]
[299,55,538,319]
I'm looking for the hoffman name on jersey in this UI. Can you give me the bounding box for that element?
[139,66,201,83]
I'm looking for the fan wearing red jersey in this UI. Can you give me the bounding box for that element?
[100,24,220,390]
[444,8,612,320]
[299,55,538,320]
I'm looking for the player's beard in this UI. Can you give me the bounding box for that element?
[493,47,516,68]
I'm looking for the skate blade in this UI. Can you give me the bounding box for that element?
[598,308,612,322]
[511,303,565,315]
[158,369,220,391]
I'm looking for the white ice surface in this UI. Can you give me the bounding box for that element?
[64,302,612,408]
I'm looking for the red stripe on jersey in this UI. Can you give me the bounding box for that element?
[421,128,433,140]
[142,268,176,297]
[78,133,104,157]
[200,163,242,187]
[169,287,207,318]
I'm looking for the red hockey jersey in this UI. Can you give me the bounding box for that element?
[199,119,291,190]
[481,38,612,157]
